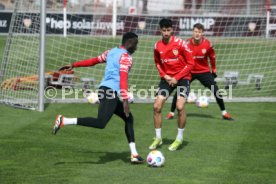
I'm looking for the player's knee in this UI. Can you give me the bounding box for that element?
[126,113,133,123]
[98,124,106,129]
[153,103,162,113]
[176,104,184,113]
[212,88,223,99]
[214,93,223,100]
[209,84,219,92]
[97,119,107,129]
[175,96,185,111]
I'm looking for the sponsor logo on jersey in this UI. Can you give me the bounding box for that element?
[173,49,178,55]
[161,58,179,63]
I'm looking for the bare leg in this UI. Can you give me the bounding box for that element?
[176,96,187,128]
[153,95,166,128]
[149,95,166,149]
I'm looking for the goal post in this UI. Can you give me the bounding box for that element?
[63,0,67,37]
[266,0,271,38]
[0,0,276,111]
[112,0,117,38]
[38,0,46,112]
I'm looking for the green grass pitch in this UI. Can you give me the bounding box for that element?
[0,35,275,183]
[0,102,276,184]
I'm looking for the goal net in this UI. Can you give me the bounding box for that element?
[0,0,276,110]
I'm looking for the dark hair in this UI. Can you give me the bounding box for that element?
[193,23,205,31]
[122,32,138,45]
[159,18,173,28]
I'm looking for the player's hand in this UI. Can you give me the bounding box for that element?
[59,64,73,71]
[123,99,130,117]
[164,75,172,84]
[212,72,217,78]
[169,77,178,87]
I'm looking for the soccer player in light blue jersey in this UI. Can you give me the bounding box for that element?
[52,32,144,164]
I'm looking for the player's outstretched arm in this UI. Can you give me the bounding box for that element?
[69,50,109,68]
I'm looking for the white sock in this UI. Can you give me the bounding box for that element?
[176,128,185,141]
[63,117,77,125]
[222,110,227,116]
[155,128,162,139]
[129,142,138,156]
[170,112,175,116]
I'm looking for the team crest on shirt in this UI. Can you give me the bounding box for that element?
[173,49,178,55]
[202,49,207,54]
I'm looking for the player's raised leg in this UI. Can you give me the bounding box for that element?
[52,88,117,135]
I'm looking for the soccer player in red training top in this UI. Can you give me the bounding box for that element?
[149,18,195,151]
[52,32,144,164]
[166,23,233,120]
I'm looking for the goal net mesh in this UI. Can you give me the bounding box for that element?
[0,0,276,110]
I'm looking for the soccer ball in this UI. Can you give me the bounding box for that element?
[147,150,165,167]
[86,92,99,104]
[127,92,134,103]
[196,96,209,108]
[186,92,197,103]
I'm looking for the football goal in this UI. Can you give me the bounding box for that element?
[0,0,276,111]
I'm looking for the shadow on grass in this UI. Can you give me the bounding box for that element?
[157,138,189,151]
[187,113,216,119]
[54,151,129,165]
[164,113,216,120]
